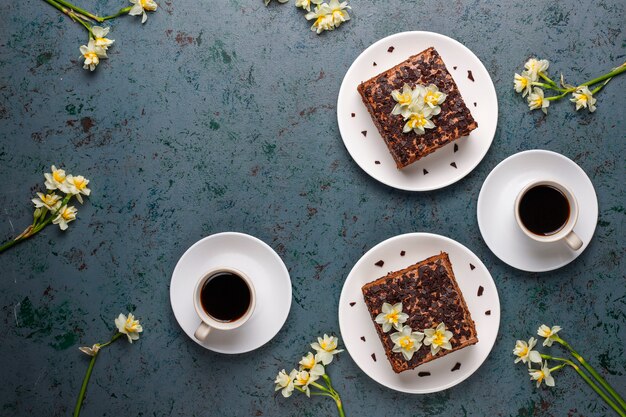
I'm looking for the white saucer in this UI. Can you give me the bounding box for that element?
[170,232,292,354]
[338,233,500,394]
[477,150,598,272]
[337,31,498,191]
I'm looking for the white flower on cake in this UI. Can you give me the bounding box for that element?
[527,87,549,114]
[390,326,424,361]
[514,72,533,97]
[328,0,350,27]
[293,370,321,397]
[391,84,420,117]
[63,175,91,203]
[79,40,107,71]
[32,192,62,211]
[570,86,596,112]
[299,352,325,377]
[305,4,334,34]
[529,362,555,387]
[52,205,77,230]
[44,165,67,190]
[524,58,549,81]
[513,337,542,367]
[295,0,321,12]
[129,0,158,24]
[274,369,297,398]
[374,302,409,332]
[115,313,143,343]
[403,107,436,135]
[423,322,453,355]
[311,334,343,365]
[537,324,562,347]
[79,344,101,357]
[91,26,115,50]
[418,84,446,114]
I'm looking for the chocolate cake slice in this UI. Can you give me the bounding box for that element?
[357,47,478,169]
[361,252,478,373]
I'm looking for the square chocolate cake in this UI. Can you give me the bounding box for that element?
[357,47,478,169]
[361,252,478,373]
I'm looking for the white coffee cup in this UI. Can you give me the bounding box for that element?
[193,267,256,341]
[514,180,583,250]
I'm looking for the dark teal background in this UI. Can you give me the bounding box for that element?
[0,0,624,416]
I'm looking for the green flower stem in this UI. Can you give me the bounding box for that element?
[73,333,123,417]
[531,81,567,92]
[543,354,625,417]
[49,0,102,22]
[308,380,345,417]
[555,337,626,412]
[546,90,572,101]
[591,77,613,95]
[581,63,626,87]
[539,72,558,87]
[101,6,132,21]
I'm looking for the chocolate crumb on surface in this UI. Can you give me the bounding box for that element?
[453,66,457,70]
[423,169,429,175]
[375,260,384,267]
[450,162,457,168]
[351,112,355,117]
[375,161,381,165]
[387,46,395,53]
[418,372,431,377]
[451,362,461,372]
[485,310,491,316]
[477,285,484,296]
[400,250,406,256]
[373,62,377,66]
[467,70,475,81]
[371,353,376,361]
[473,102,477,107]
[454,143,458,153]
[470,263,475,270]
[360,336,366,341]
[361,130,367,137]
[349,302,356,307]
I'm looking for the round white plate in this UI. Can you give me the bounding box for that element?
[170,232,292,354]
[477,150,598,272]
[337,31,498,191]
[338,233,500,393]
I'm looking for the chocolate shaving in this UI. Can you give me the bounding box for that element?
[400,251,406,256]
[450,162,457,169]
[371,353,376,361]
[453,66,457,70]
[485,310,491,316]
[375,161,381,165]
[387,46,394,53]
[351,112,355,117]
[375,260,384,267]
[477,286,484,296]
[349,302,356,307]
[473,102,477,107]
[451,362,461,372]
[418,372,431,377]
[360,336,366,341]
[453,144,458,153]
[470,263,475,270]
[467,70,474,81]
[423,169,429,175]
[361,130,367,137]
[373,62,377,66]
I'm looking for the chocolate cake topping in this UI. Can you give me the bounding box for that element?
[451,362,461,372]
[450,162,457,168]
[371,353,377,361]
[485,310,491,316]
[477,286,484,296]
[423,169,429,175]
[453,66,457,70]
[361,130,367,137]
[375,260,384,267]
[400,251,406,256]
[454,143,458,153]
[373,62,377,66]
[349,302,356,307]
[470,263,475,270]
[351,112,355,117]
[467,70,475,81]
[387,46,395,53]
[375,161,381,165]
[360,336,366,341]
[418,372,431,377]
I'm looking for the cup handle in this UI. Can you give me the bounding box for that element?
[194,322,212,341]
[564,231,583,251]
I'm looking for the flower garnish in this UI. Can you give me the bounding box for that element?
[327,0,350,27]
[274,369,297,398]
[524,58,549,81]
[514,72,533,97]
[403,107,436,135]
[299,352,325,376]
[63,175,91,203]
[91,26,115,50]
[79,344,101,357]
[52,205,78,230]
[305,4,334,34]
[423,322,453,356]
[570,86,597,112]
[529,362,555,387]
[513,337,542,367]
[418,84,446,113]
[295,0,321,12]
[390,326,424,361]
[32,192,62,211]
[391,83,419,117]
[129,0,158,24]
[293,370,321,397]
[79,40,107,72]
[44,165,67,190]
[527,87,549,114]
[537,324,562,347]
[114,313,143,343]
[374,302,409,332]
[311,334,344,365]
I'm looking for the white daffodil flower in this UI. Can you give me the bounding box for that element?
[311,334,343,365]
[514,72,533,97]
[418,84,446,114]
[63,175,91,204]
[274,369,297,398]
[79,344,101,356]
[403,107,435,135]
[91,26,115,50]
[328,0,350,27]
[513,337,542,367]
[390,326,424,361]
[527,87,549,114]
[529,362,555,388]
[374,302,409,332]
[305,4,334,34]
[524,58,549,82]
[44,165,67,190]
[32,192,62,211]
[423,322,453,356]
[391,84,420,117]
[129,0,158,24]
[537,325,562,347]
[570,86,596,112]
[299,352,325,377]
[115,313,143,343]
[293,370,320,397]
[52,205,77,230]
[79,40,107,71]
[295,0,322,12]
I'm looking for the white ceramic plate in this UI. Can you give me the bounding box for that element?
[338,233,500,393]
[170,232,292,354]
[337,31,498,191]
[477,150,598,272]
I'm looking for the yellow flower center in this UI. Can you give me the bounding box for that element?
[519,77,528,87]
[432,331,446,346]
[408,113,427,128]
[397,92,412,106]
[424,92,439,106]
[536,371,545,383]
[73,177,87,190]
[42,195,57,205]
[61,208,73,220]
[399,336,414,349]
[532,97,543,107]
[385,311,399,324]
[53,171,65,182]
[518,345,529,357]
[125,318,139,332]
[84,52,98,63]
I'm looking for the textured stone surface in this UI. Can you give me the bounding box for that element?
[0,0,624,416]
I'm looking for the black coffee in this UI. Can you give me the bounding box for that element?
[519,185,570,236]
[200,272,251,322]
